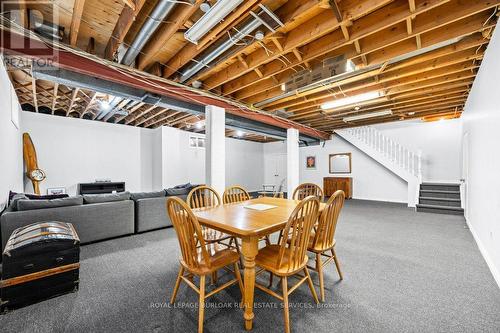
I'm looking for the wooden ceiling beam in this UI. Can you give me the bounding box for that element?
[196,0,261,50]
[51,83,59,114]
[69,0,86,46]
[205,0,446,92]
[105,0,146,60]
[162,0,290,79]
[170,0,324,82]
[66,88,80,116]
[242,13,492,106]
[137,0,203,70]
[255,45,483,111]
[279,65,478,115]
[31,77,38,113]
[193,0,392,83]
[80,92,97,118]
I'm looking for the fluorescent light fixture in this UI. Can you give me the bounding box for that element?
[343,109,392,122]
[184,0,244,44]
[321,91,383,110]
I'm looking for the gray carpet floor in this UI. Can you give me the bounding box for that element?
[1,200,499,332]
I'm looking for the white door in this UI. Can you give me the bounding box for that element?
[461,132,469,219]
[264,153,287,192]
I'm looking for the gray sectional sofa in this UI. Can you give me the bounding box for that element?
[0,184,198,253]
[1,192,135,252]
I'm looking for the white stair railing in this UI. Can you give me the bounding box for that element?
[345,126,422,181]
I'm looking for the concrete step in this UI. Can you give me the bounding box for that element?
[419,196,461,207]
[416,203,464,215]
[420,183,460,191]
[419,189,460,199]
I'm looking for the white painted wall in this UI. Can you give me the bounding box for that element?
[21,112,154,195]
[299,135,408,203]
[461,25,500,287]
[373,119,462,182]
[0,57,24,209]
[20,114,265,196]
[263,118,462,203]
[161,126,264,191]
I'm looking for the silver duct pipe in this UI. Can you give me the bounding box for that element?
[179,18,262,83]
[121,0,176,66]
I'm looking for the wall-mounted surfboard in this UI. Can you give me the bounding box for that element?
[23,133,46,195]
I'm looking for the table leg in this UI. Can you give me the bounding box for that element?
[241,236,258,331]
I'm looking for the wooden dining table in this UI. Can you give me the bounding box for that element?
[193,196,325,331]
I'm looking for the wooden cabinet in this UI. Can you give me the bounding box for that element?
[323,177,352,199]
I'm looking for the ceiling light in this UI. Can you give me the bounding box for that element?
[185,0,244,44]
[99,100,111,111]
[255,30,265,41]
[195,121,204,129]
[354,106,360,111]
[343,109,392,122]
[192,80,203,89]
[408,112,416,115]
[200,2,211,13]
[281,83,286,92]
[321,91,383,110]
[236,130,244,137]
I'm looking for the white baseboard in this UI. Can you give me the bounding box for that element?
[465,217,500,290]
[352,196,407,205]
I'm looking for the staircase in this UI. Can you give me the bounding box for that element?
[336,126,422,207]
[416,183,464,215]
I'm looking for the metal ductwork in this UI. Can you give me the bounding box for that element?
[179,18,262,83]
[120,0,176,66]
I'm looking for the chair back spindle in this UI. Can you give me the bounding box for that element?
[187,186,221,209]
[312,190,345,250]
[277,196,320,273]
[223,186,251,204]
[292,183,324,201]
[166,197,211,270]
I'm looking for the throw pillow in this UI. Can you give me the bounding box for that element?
[83,191,131,204]
[17,196,84,211]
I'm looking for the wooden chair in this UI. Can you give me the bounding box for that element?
[254,196,320,333]
[292,183,324,202]
[187,186,241,282]
[222,185,251,204]
[187,186,234,245]
[167,197,244,333]
[308,190,345,301]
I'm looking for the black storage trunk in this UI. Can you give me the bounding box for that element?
[0,222,80,312]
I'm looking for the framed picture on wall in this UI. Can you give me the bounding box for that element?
[47,187,66,195]
[306,156,316,169]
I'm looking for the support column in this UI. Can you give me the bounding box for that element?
[287,128,299,198]
[205,105,225,195]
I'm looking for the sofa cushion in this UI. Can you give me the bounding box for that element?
[173,183,192,189]
[17,196,84,211]
[83,191,131,204]
[166,187,191,196]
[130,190,166,201]
[8,191,69,207]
